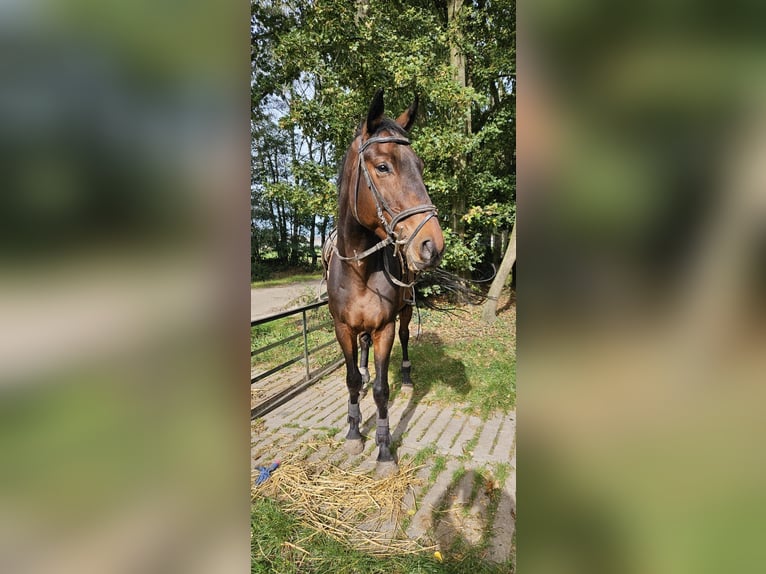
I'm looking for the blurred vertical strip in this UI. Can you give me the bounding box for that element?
[0,1,250,573]
[520,1,766,573]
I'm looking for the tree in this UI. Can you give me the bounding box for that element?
[482,220,516,324]
[251,0,515,276]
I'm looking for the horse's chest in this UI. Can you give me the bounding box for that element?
[362,291,398,322]
[331,285,400,331]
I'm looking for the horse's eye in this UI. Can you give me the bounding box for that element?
[375,164,389,174]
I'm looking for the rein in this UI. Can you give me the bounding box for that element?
[333,134,438,288]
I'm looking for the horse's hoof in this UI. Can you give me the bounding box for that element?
[375,460,399,478]
[344,438,364,455]
[399,383,413,395]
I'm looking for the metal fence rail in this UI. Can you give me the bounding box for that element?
[251,299,342,419]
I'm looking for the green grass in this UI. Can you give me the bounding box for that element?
[412,444,438,466]
[461,435,480,459]
[493,462,511,487]
[421,463,514,572]
[252,497,513,574]
[388,296,516,418]
[469,469,487,506]
[430,454,448,483]
[452,465,467,485]
[251,271,323,288]
[251,305,337,376]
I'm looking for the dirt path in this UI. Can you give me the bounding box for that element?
[251,279,324,321]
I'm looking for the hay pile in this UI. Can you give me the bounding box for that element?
[253,439,432,555]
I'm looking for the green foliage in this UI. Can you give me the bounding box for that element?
[463,201,516,237]
[251,261,271,282]
[440,228,484,273]
[251,0,515,272]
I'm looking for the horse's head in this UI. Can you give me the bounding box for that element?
[351,89,444,271]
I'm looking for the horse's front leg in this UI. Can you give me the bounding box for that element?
[359,332,372,386]
[335,323,365,455]
[371,322,397,476]
[399,304,413,388]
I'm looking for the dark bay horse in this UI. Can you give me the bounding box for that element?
[322,89,445,476]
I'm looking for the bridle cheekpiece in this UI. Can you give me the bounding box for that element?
[333,133,438,288]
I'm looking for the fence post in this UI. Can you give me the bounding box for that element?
[302,309,310,380]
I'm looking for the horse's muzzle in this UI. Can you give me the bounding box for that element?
[410,236,443,271]
[419,239,442,268]
[403,212,444,271]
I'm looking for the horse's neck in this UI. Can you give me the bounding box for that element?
[334,210,404,308]
[336,183,375,253]
[336,166,388,280]
[336,220,373,268]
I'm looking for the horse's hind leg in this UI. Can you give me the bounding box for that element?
[371,323,398,476]
[359,332,372,387]
[399,304,414,388]
[335,323,365,455]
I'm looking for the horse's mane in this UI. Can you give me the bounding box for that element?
[414,267,491,311]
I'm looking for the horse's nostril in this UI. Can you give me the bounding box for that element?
[420,239,438,264]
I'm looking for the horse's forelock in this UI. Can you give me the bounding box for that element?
[370,118,409,139]
[338,118,411,194]
[353,118,409,141]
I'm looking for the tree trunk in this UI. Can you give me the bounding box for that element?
[289,216,300,265]
[355,0,370,24]
[309,215,317,267]
[277,200,288,262]
[251,223,261,262]
[320,217,328,248]
[482,221,516,324]
[448,0,470,133]
[448,0,469,240]
[498,228,508,265]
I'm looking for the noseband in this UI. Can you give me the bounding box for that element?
[333,134,438,287]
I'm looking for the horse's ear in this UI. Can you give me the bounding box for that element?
[365,88,385,136]
[395,95,419,132]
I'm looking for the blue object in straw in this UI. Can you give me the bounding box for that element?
[254,460,280,486]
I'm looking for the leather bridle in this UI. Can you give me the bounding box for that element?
[333,133,439,287]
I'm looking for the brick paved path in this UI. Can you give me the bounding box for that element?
[252,370,516,563]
